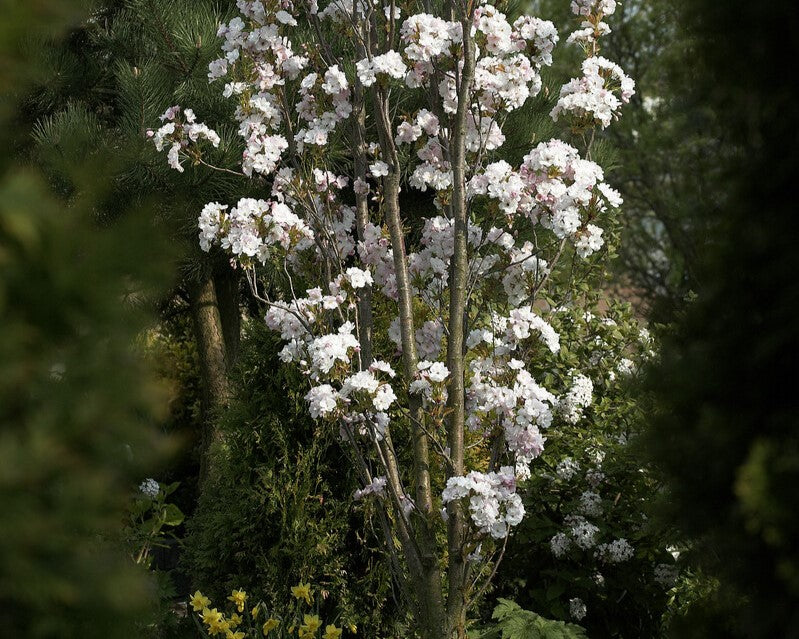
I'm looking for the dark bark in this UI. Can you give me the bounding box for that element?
[213,262,241,369]
[188,274,231,485]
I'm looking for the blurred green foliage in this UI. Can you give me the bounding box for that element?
[637,0,799,636]
[0,1,181,636]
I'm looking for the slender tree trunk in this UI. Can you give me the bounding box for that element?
[352,82,374,368]
[445,13,476,638]
[188,274,231,485]
[371,83,447,637]
[213,262,241,369]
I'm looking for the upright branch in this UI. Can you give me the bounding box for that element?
[444,4,477,633]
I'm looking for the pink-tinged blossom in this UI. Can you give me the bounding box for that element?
[552,57,635,129]
[442,467,524,539]
[353,476,387,500]
[571,0,616,17]
[306,384,338,419]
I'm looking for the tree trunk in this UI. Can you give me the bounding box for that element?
[213,262,241,368]
[188,274,231,485]
[445,13,476,637]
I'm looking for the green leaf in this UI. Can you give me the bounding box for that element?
[477,599,588,639]
[161,503,184,527]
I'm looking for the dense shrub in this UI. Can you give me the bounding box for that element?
[495,297,675,637]
[183,321,402,637]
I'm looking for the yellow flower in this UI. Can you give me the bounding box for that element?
[299,613,322,637]
[251,604,261,620]
[208,616,230,636]
[262,618,280,634]
[202,607,224,626]
[229,613,242,628]
[228,589,248,613]
[323,624,343,639]
[190,590,211,612]
[291,582,313,605]
[226,632,245,639]
[347,622,357,634]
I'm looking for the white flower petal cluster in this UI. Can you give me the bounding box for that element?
[595,538,635,563]
[654,562,679,588]
[578,490,603,517]
[571,0,616,17]
[464,140,622,259]
[552,56,635,129]
[198,198,314,263]
[410,360,451,402]
[559,373,594,424]
[466,359,556,477]
[147,106,220,173]
[356,50,407,87]
[567,20,612,47]
[558,458,582,483]
[467,306,560,355]
[442,467,525,539]
[569,597,587,621]
[306,384,339,419]
[566,514,600,550]
[139,478,160,498]
[353,475,387,500]
[550,532,570,557]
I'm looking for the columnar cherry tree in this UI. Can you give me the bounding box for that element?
[149,0,633,635]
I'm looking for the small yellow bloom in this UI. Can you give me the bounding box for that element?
[299,613,322,636]
[304,614,322,630]
[347,622,357,634]
[190,590,211,612]
[291,582,313,605]
[228,589,248,613]
[251,604,261,620]
[262,618,280,634]
[208,616,230,636]
[202,607,223,626]
[229,613,242,628]
[323,623,343,639]
[226,632,245,639]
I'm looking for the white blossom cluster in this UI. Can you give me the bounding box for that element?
[552,56,636,129]
[146,106,220,173]
[441,467,524,539]
[569,597,587,621]
[552,507,634,559]
[353,475,387,500]
[559,373,594,424]
[595,537,635,563]
[556,457,581,481]
[571,0,617,18]
[197,198,314,261]
[465,139,624,259]
[553,1,634,129]
[578,490,603,517]
[409,360,451,402]
[523,140,622,256]
[139,478,160,498]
